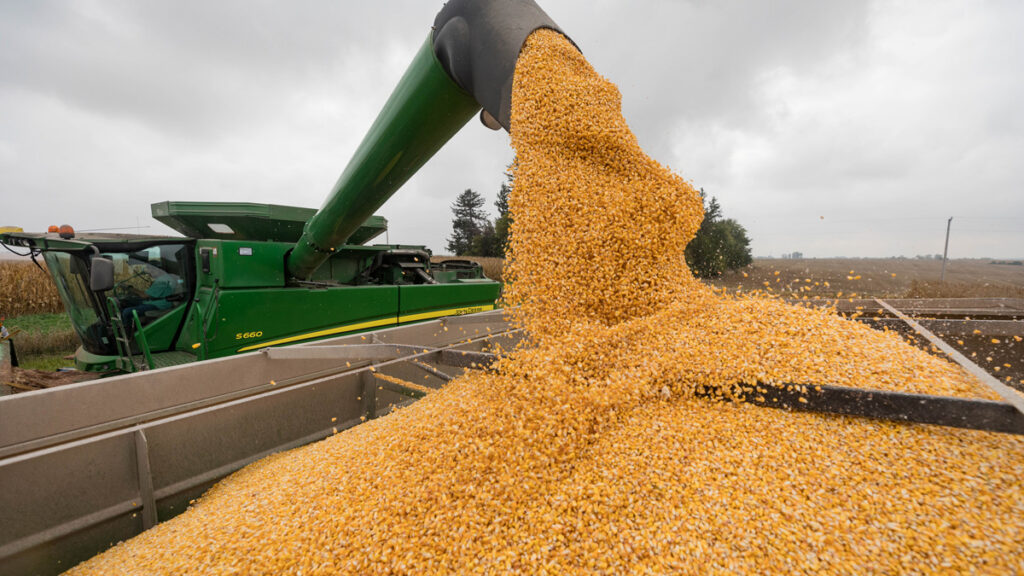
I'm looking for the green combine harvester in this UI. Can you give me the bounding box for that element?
[1,204,498,373]
[0,0,569,374]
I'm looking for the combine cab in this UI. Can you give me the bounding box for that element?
[1,202,499,373]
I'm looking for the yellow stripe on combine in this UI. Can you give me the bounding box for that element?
[398,304,495,323]
[236,305,496,353]
[237,317,397,352]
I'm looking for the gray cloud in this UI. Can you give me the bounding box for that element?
[1,0,1021,259]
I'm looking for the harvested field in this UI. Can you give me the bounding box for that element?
[0,313,79,395]
[3,313,77,356]
[713,257,1024,299]
[428,257,1024,299]
[905,279,1024,299]
[8,329,78,358]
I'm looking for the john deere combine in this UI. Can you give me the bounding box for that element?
[1,204,497,373]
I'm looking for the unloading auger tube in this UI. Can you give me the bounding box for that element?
[286,0,576,280]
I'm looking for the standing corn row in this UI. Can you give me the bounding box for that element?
[0,261,63,317]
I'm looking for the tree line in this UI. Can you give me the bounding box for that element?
[447,176,752,278]
[446,172,512,258]
[683,190,753,277]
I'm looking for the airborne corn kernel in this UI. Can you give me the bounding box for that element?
[66,28,1023,575]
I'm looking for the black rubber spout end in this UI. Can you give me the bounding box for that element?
[432,0,578,132]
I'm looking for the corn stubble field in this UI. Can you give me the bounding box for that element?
[714,257,1024,299]
[433,256,1024,299]
[65,29,1023,575]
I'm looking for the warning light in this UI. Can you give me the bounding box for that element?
[48,225,59,233]
[58,225,75,239]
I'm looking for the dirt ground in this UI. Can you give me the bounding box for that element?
[1,342,97,394]
[712,258,1024,298]
[432,256,1024,297]
[0,367,99,394]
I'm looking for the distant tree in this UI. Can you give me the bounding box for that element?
[702,194,722,223]
[718,219,753,269]
[495,171,511,217]
[685,190,753,278]
[471,220,499,258]
[493,167,513,256]
[446,189,490,256]
[684,192,721,277]
[447,167,515,258]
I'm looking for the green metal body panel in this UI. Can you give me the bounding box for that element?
[138,304,188,351]
[198,285,401,357]
[74,346,119,372]
[398,283,500,322]
[196,240,289,289]
[287,35,481,279]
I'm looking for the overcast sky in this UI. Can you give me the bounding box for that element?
[1,0,1021,259]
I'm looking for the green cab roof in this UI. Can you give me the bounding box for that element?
[0,231,185,253]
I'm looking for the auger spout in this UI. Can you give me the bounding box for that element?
[286,0,573,280]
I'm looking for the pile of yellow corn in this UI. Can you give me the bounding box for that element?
[69,29,1023,575]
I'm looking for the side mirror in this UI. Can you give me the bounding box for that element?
[90,257,114,292]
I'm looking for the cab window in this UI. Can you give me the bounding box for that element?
[109,244,190,327]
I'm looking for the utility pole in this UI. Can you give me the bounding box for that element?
[940,217,952,283]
